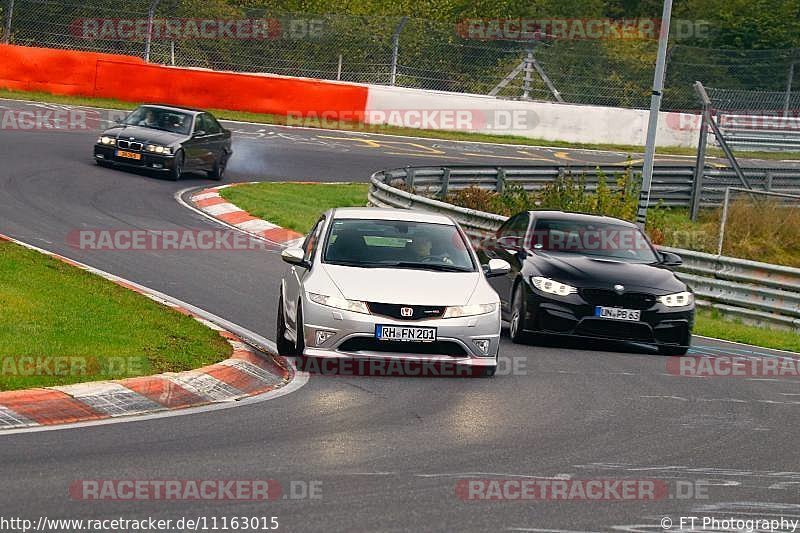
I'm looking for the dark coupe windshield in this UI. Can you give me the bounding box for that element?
[124,106,192,135]
[531,218,658,263]
[323,219,475,272]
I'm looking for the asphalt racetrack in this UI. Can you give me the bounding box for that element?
[1,99,798,532]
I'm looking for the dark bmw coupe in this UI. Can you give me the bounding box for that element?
[477,211,694,355]
[93,104,232,180]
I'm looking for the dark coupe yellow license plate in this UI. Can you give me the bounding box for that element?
[116,150,141,160]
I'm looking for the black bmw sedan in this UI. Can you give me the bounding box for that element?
[93,104,232,181]
[477,210,694,355]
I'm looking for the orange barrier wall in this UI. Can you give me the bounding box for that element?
[0,44,368,118]
[0,45,143,95]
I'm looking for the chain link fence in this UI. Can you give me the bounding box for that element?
[1,0,798,112]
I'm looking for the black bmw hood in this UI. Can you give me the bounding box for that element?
[528,251,687,294]
[102,125,187,146]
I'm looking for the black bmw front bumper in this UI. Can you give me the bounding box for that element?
[521,284,694,349]
[93,145,176,172]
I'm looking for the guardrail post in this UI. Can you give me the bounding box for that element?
[765,171,773,192]
[2,0,13,44]
[439,168,450,198]
[496,167,506,194]
[405,167,415,191]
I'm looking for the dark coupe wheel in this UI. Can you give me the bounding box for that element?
[169,150,184,181]
[509,282,530,344]
[275,294,295,357]
[208,151,228,181]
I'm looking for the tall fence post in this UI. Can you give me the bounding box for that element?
[389,16,408,86]
[690,85,710,221]
[694,81,751,191]
[2,0,13,44]
[785,60,796,118]
[636,0,673,230]
[522,50,533,100]
[143,0,160,62]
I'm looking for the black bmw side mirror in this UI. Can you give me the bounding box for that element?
[659,251,683,268]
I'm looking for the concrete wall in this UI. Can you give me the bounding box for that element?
[365,84,701,148]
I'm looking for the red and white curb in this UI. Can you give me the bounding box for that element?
[189,183,305,248]
[0,233,296,431]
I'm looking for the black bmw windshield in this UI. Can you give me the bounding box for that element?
[124,106,192,135]
[323,219,475,272]
[531,218,659,263]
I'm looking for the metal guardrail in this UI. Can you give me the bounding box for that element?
[375,164,800,208]
[717,114,800,152]
[369,169,800,331]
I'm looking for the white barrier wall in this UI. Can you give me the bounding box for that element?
[365,84,701,148]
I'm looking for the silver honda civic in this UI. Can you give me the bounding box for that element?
[276,207,511,377]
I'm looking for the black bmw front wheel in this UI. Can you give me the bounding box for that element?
[208,151,228,181]
[509,282,530,344]
[169,150,184,181]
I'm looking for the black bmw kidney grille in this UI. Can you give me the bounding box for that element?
[579,289,656,310]
[117,139,143,151]
[367,303,445,320]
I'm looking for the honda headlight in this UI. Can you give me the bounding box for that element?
[658,291,693,307]
[443,303,497,318]
[531,276,577,296]
[307,292,370,314]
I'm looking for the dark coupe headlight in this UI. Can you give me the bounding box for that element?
[97,136,115,146]
[658,291,694,307]
[531,276,578,296]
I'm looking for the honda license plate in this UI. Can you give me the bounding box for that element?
[375,325,437,342]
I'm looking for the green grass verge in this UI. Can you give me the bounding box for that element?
[694,309,800,353]
[220,182,370,234]
[3,87,798,161]
[0,241,231,391]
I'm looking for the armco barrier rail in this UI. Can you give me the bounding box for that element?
[718,114,800,152]
[369,169,800,331]
[374,164,800,208]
